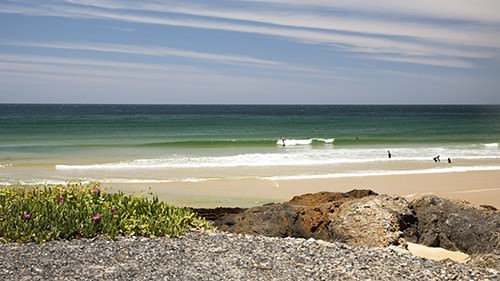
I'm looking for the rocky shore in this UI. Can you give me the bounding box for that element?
[198,189,500,270]
[1,190,498,280]
[1,230,498,281]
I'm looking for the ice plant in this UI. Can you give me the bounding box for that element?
[91,213,101,222]
[22,212,31,221]
[0,183,212,243]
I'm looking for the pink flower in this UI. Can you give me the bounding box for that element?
[91,213,101,222]
[22,212,31,221]
[111,207,117,213]
[92,188,100,195]
[58,195,65,204]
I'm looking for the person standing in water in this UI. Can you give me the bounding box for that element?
[387,150,392,159]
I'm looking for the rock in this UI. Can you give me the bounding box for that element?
[202,191,500,270]
[216,203,298,237]
[329,194,416,247]
[288,189,377,206]
[409,195,500,256]
[468,254,500,271]
[215,190,416,248]
[194,207,246,221]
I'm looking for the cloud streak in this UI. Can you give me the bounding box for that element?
[1,0,496,69]
[65,0,500,48]
[3,41,280,67]
[243,0,500,24]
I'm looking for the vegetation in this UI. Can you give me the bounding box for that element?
[0,183,212,243]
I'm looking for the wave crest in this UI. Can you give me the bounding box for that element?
[276,138,334,146]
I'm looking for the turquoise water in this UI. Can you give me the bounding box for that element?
[1,104,499,184]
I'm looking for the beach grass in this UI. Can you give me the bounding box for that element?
[0,183,212,243]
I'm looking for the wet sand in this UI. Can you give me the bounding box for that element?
[102,170,500,208]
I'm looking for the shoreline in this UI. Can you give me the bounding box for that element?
[102,170,500,208]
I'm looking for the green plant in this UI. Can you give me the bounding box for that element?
[0,183,212,243]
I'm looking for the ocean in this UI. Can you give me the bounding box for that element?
[1,104,500,186]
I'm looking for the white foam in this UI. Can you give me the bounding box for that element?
[312,138,335,143]
[262,165,500,181]
[276,138,334,145]
[98,177,216,184]
[276,138,312,146]
[483,143,498,148]
[53,143,500,171]
[0,164,12,168]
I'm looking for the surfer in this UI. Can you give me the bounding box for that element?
[387,150,392,159]
[280,137,286,146]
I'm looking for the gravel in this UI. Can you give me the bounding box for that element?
[0,230,498,281]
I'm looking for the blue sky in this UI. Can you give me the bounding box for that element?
[1,0,499,104]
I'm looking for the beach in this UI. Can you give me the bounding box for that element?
[1,104,499,209]
[1,104,500,279]
[102,170,500,209]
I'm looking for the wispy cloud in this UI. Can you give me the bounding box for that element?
[64,0,500,48]
[1,0,498,69]
[367,55,476,69]
[2,41,280,67]
[0,53,342,104]
[0,53,200,73]
[0,53,203,81]
[243,0,500,24]
[2,40,360,81]
[107,26,135,32]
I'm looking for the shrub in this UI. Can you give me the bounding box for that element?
[0,183,212,243]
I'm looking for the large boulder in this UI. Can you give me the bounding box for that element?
[214,190,417,247]
[409,195,500,255]
[216,203,299,237]
[201,191,500,269]
[408,195,500,270]
[288,189,377,206]
[330,194,416,247]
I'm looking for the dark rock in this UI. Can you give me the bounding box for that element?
[194,207,246,221]
[480,204,498,211]
[409,195,500,256]
[217,203,298,237]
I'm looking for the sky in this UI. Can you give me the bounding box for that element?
[0,0,500,104]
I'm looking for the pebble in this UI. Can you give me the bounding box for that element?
[0,230,498,281]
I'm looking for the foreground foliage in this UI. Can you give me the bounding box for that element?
[0,183,211,243]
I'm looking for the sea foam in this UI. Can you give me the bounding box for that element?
[261,165,500,181]
[276,138,334,146]
[55,144,500,171]
[483,143,499,148]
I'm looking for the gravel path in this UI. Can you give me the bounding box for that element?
[0,230,498,281]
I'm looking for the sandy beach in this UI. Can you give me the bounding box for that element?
[103,170,500,209]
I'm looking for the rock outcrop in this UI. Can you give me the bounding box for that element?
[408,195,500,270]
[212,190,417,248]
[330,194,416,247]
[196,190,500,270]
